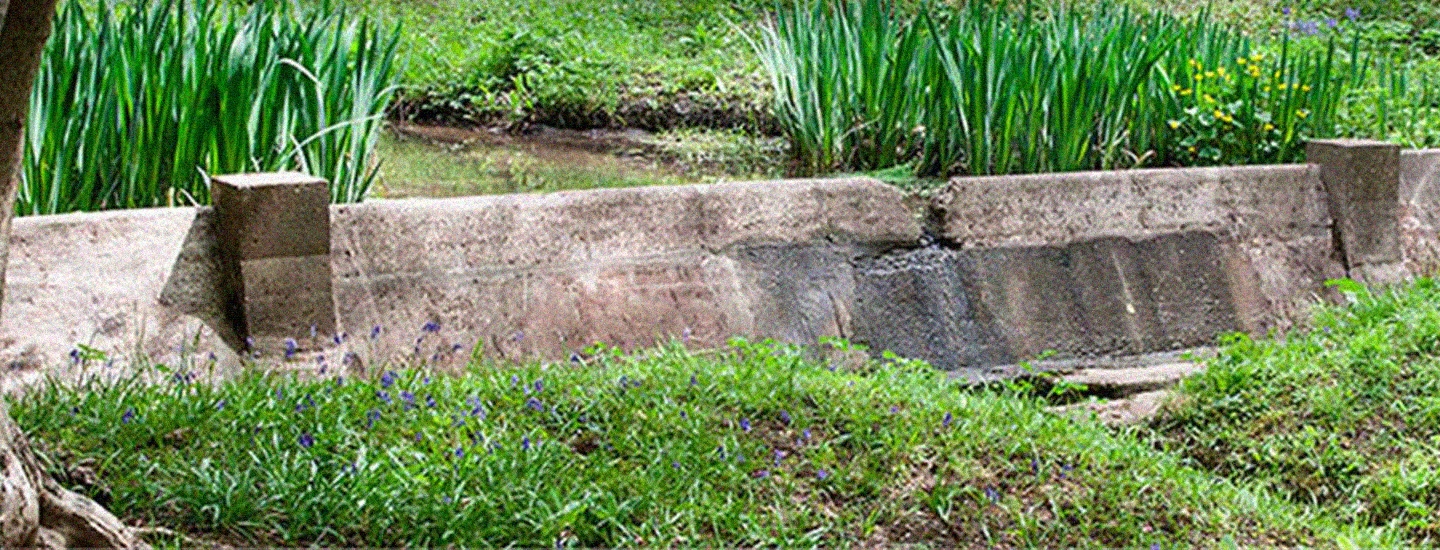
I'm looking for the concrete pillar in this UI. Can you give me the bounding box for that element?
[211,172,334,353]
[1307,139,1406,283]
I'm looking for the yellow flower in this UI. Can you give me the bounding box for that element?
[1213,109,1225,118]
[1205,71,1216,79]
[1248,67,1262,78]
[1263,86,1272,92]
[1180,88,1193,96]
[1203,94,1215,103]
[1194,73,1204,81]
[1171,84,1183,92]
[1301,85,1312,92]
[1278,83,1287,90]
[1188,146,1197,153]
[1263,123,1275,131]
[1237,57,1247,65]
[1251,52,1265,62]
[1297,109,1309,119]
[1216,67,1226,76]
[1168,120,1181,129]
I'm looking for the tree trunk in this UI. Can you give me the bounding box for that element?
[0,1,148,547]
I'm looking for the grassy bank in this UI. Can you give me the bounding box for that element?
[1151,278,1440,544]
[9,339,1381,547]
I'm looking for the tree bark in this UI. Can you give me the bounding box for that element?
[0,1,148,547]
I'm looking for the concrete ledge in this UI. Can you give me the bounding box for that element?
[330,178,921,360]
[933,164,1327,247]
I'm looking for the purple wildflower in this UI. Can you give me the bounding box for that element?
[121,408,136,424]
[779,410,792,425]
[689,374,698,387]
[422,321,442,333]
[426,395,437,408]
[943,411,953,428]
[985,486,1000,503]
[333,333,345,345]
[245,336,255,349]
[1281,6,1291,15]
[284,338,298,359]
[370,325,382,340]
[1325,17,1337,28]
[533,379,544,393]
[381,371,397,389]
[310,324,318,338]
[69,348,80,364]
[376,390,393,404]
[802,428,812,441]
[522,436,531,451]
[401,391,417,409]
[454,447,464,459]
[754,470,770,479]
[525,397,545,412]
[740,418,752,432]
[1151,544,1161,550]
[1031,458,1039,474]
[467,396,484,417]
[512,331,524,342]
[773,449,787,466]
[511,375,520,388]
[215,400,226,411]
[890,405,900,414]
[452,343,464,352]
[570,352,582,364]
[298,432,315,448]
[816,469,829,480]
[366,409,381,428]
[672,461,681,469]
[1345,7,1360,21]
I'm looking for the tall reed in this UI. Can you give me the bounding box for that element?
[21,0,400,216]
[753,0,1359,177]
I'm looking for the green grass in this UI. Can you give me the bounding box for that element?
[1151,278,1440,544]
[10,339,1382,547]
[752,0,1371,178]
[348,0,772,131]
[23,0,400,215]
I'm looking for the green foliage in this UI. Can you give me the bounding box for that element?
[752,0,1364,177]
[366,0,770,129]
[10,339,1356,547]
[22,0,401,215]
[1152,278,1440,543]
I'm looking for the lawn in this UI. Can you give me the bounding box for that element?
[1151,278,1440,544]
[7,339,1387,547]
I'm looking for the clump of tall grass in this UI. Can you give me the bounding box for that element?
[752,0,1363,177]
[21,0,400,216]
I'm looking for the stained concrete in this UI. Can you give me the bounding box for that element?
[0,153,1420,384]
[327,178,920,361]
[1401,149,1440,275]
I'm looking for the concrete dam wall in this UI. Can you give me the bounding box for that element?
[3,139,1436,385]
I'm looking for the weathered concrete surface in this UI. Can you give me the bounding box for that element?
[1061,361,1205,397]
[1054,389,1173,426]
[907,165,1343,373]
[328,178,921,362]
[1401,149,1440,275]
[0,207,236,391]
[1309,140,1404,285]
[212,172,336,351]
[934,164,1328,247]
